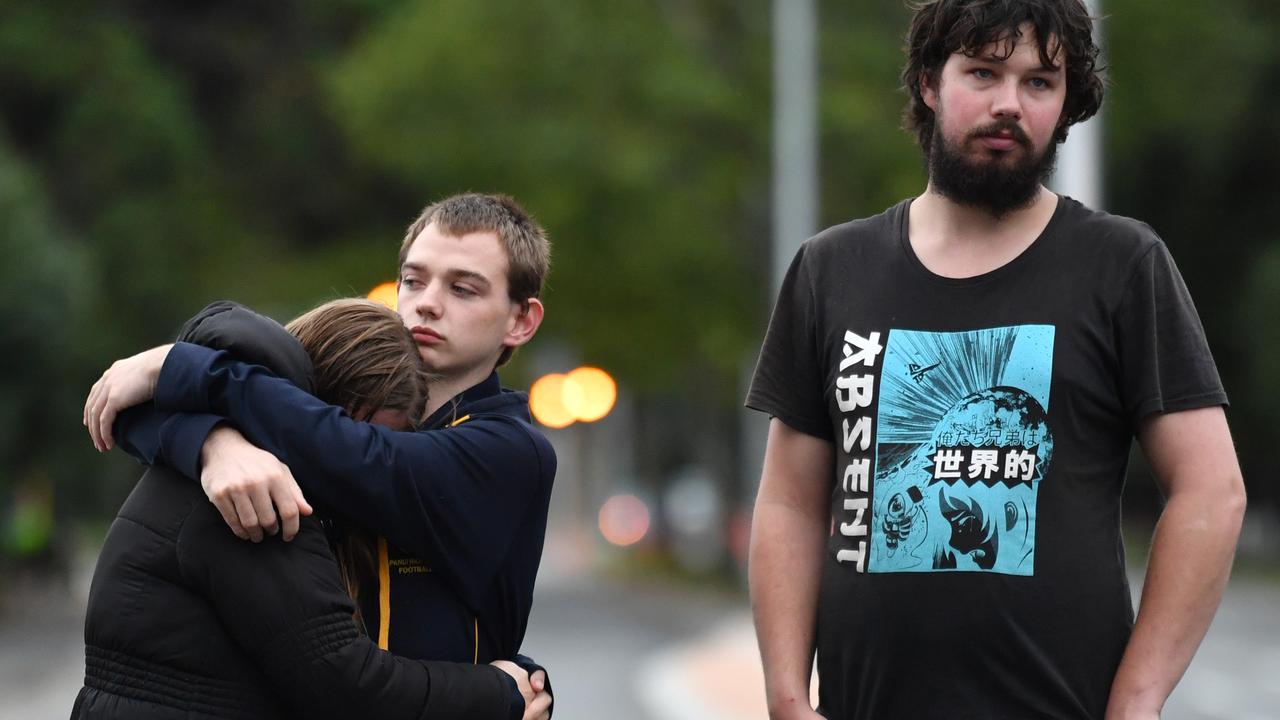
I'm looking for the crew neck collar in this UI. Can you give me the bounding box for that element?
[897,194,1070,287]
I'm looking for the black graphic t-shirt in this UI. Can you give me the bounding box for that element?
[746,196,1226,720]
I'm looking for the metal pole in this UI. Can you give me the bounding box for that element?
[1050,0,1104,210]
[743,0,821,550]
[772,0,819,291]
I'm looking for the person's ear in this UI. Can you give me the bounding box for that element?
[504,298,544,350]
[921,72,939,112]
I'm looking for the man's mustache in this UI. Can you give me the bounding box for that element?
[967,120,1031,148]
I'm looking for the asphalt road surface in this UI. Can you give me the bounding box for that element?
[2,552,1277,719]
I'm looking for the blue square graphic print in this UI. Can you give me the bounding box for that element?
[868,325,1055,575]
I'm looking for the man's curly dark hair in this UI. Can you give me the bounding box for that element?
[901,0,1104,161]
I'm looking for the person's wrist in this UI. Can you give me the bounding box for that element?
[1105,695,1163,720]
[766,684,816,720]
[147,344,174,391]
[200,424,236,467]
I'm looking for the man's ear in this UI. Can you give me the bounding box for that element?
[921,72,939,111]
[504,298,544,350]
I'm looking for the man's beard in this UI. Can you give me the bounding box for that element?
[928,118,1058,219]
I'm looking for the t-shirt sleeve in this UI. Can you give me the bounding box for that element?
[1115,239,1228,427]
[745,243,832,440]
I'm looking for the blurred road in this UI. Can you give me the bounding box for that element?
[2,539,1278,720]
[0,567,89,719]
[523,567,749,720]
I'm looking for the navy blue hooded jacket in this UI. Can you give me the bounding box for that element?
[116,308,557,667]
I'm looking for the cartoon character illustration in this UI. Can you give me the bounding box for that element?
[936,490,996,569]
[927,385,1050,572]
[868,326,1055,576]
[882,485,928,566]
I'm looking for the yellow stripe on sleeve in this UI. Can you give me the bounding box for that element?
[377,536,391,650]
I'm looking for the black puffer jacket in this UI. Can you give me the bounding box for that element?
[73,303,520,720]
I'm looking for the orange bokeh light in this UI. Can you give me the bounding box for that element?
[598,494,650,547]
[529,367,618,428]
[563,366,617,422]
[367,281,399,311]
[529,373,576,429]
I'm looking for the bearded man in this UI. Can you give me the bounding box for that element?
[745,2,1246,719]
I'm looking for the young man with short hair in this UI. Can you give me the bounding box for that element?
[746,2,1245,719]
[84,194,556,699]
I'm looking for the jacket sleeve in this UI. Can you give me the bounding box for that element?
[514,654,553,719]
[155,342,549,608]
[175,507,520,720]
[112,301,314,479]
[114,403,225,480]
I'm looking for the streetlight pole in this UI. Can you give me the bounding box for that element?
[744,0,821,534]
[772,0,819,290]
[1051,0,1104,210]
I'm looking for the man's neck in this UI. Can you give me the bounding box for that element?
[908,184,1058,279]
[424,364,496,418]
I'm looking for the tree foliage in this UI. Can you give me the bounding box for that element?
[327,0,771,389]
[1,0,1277,552]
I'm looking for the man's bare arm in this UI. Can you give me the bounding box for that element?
[749,418,833,720]
[1105,406,1246,720]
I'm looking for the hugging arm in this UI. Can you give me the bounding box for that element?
[100,302,315,540]
[112,402,223,479]
[155,342,545,608]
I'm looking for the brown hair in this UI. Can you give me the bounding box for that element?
[901,0,1104,160]
[285,298,432,617]
[286,298,431,423]
[398,193,551,367]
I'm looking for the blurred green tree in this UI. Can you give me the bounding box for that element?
[326,0,771,392]
[1106,0,1280,508]
[1,0,1277,556]
[0,139,90,562]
